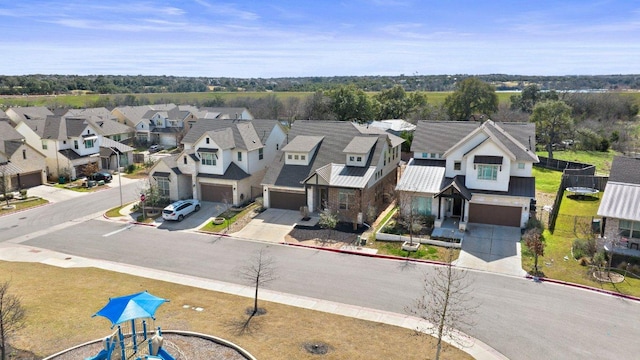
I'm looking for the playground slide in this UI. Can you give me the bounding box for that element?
[157,348,176,360]
[84,349,108,360]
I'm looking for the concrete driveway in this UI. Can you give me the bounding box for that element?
[156,201,224,231]
[454,223,526,276]
[232,208,318,243]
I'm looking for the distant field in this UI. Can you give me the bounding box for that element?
[2,90,638,109]
[0,90,519,108]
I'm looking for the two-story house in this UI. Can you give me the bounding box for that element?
[0,121,47,189]
[14,115,134,180]
[145,106,197,148]
[396,120,539,230]
[262,121,404,225]
[148,119,286,206]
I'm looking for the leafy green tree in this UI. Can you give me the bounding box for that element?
[374,85,428,120]
[444,78,498,121]
[510,84,559,113]
[327,85,376,122]
[530,100,574,159]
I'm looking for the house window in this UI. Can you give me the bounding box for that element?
[422,152,428,158]
[477,165,498,180]
[518,162,525,169]
[42,141,48,150]
[74,140,78,150]
[276,143,279,150]
[157,177,170,197]
[206,137,210,144]
[113,134,121,142]
[349,156,355,161]
[430,153,437,158]
[238,152,242,161]
[85,139,94,148]
[294,154,299,160]
[619,220,640,239]
[183,156,187,165]
[200,152,216,166]
[454,161,461,171]
[301,155,305,160]
[412,197,432,216]
[288,154,292,160]
[22,149,26,160]
[357,156,362,162]
[259,148,264,160]
[338,189,355,210]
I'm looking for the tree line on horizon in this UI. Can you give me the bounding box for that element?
[1,73,640,96]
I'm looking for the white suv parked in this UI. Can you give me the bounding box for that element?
[162,199,201,221]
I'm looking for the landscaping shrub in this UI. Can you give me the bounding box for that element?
[525,217,544,232]
[572,238,597,260]
[578,257,590,266]
[126,164,137,173]
[19,189,27,197]
[5,193,14,200]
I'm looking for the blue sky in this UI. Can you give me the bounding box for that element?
[1,0,639,77]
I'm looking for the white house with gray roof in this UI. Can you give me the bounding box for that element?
[148,119,285,205]
[0,121,47,190]
[397,120,539,229]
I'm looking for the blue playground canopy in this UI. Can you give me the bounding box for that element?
[93,291,168,327]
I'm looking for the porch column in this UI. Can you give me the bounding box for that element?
[437,197,442,219]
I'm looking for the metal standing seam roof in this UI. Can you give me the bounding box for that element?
[395,165,446,193]
[0,161,23,175]
[598,182,640,222]
[309,163,376,188]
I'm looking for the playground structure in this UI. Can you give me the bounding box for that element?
[85,291,175,360]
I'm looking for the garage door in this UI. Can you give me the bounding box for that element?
[10,171,43,190]
[269,190,306,211]
[469,203,521,227]
[201,184,233,202]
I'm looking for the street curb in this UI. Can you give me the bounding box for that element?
[0,199,51,217]
[280,242,449,266]
[525,274,640,302]
[283,242,640,302]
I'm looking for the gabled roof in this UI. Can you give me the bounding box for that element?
[112,106,153,125]
[183,119,280,150]
[412,120,537,162]
[100,137,134,154]
[66,107,115,120]
[608,156,640,185]
[282,136,324,152]
[436,176,473,201]
[343,136,378,154]
[0,122,24,156]
[201,128,236,150]
[304,163,376,188]
[262,120,404,189]
[72,116,133,136]
[8,106,54,121]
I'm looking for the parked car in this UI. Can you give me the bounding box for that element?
[87,171,113,183]
[149,144,162,153]
[162,199,201,222]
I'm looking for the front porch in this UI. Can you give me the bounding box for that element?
[604,238,640,258]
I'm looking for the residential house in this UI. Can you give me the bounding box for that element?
[597,156,640,251]
[0,121,47,189]
[66,108,135,143]
[149,119,286,206]
[14,115,133,180]
[396,120,539,230]
[5,106,54,125]
[184,107,254,132]
[261,121,404,224]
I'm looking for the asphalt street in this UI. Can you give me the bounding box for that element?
[1,187,639,359]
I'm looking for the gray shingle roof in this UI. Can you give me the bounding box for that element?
[343,136,378,154]
[262,120,404,189]
[8,107,54,121]
[281,136,324,152]
[412,120,537,161]
[608,156,640,184]
[183,119,280,151]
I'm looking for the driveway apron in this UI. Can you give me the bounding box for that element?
[454,224,526,276]
[232,208,315,243]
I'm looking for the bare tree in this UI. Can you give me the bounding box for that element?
[82,162,100,177]
[238,248,278,317]
[0,281,26,360]
[318,205,338,246]
[0,165,11,208]
[523,228,545,276]
[406,251,476,360]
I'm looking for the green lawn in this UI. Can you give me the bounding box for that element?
[522,192,640,297]
[536,149,618,175]
[532,167,563,194]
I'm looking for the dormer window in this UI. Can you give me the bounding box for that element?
[454,161,461,171]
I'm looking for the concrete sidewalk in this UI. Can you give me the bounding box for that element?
[0,243,506,360]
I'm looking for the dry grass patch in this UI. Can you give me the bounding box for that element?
[1,261,471,360]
